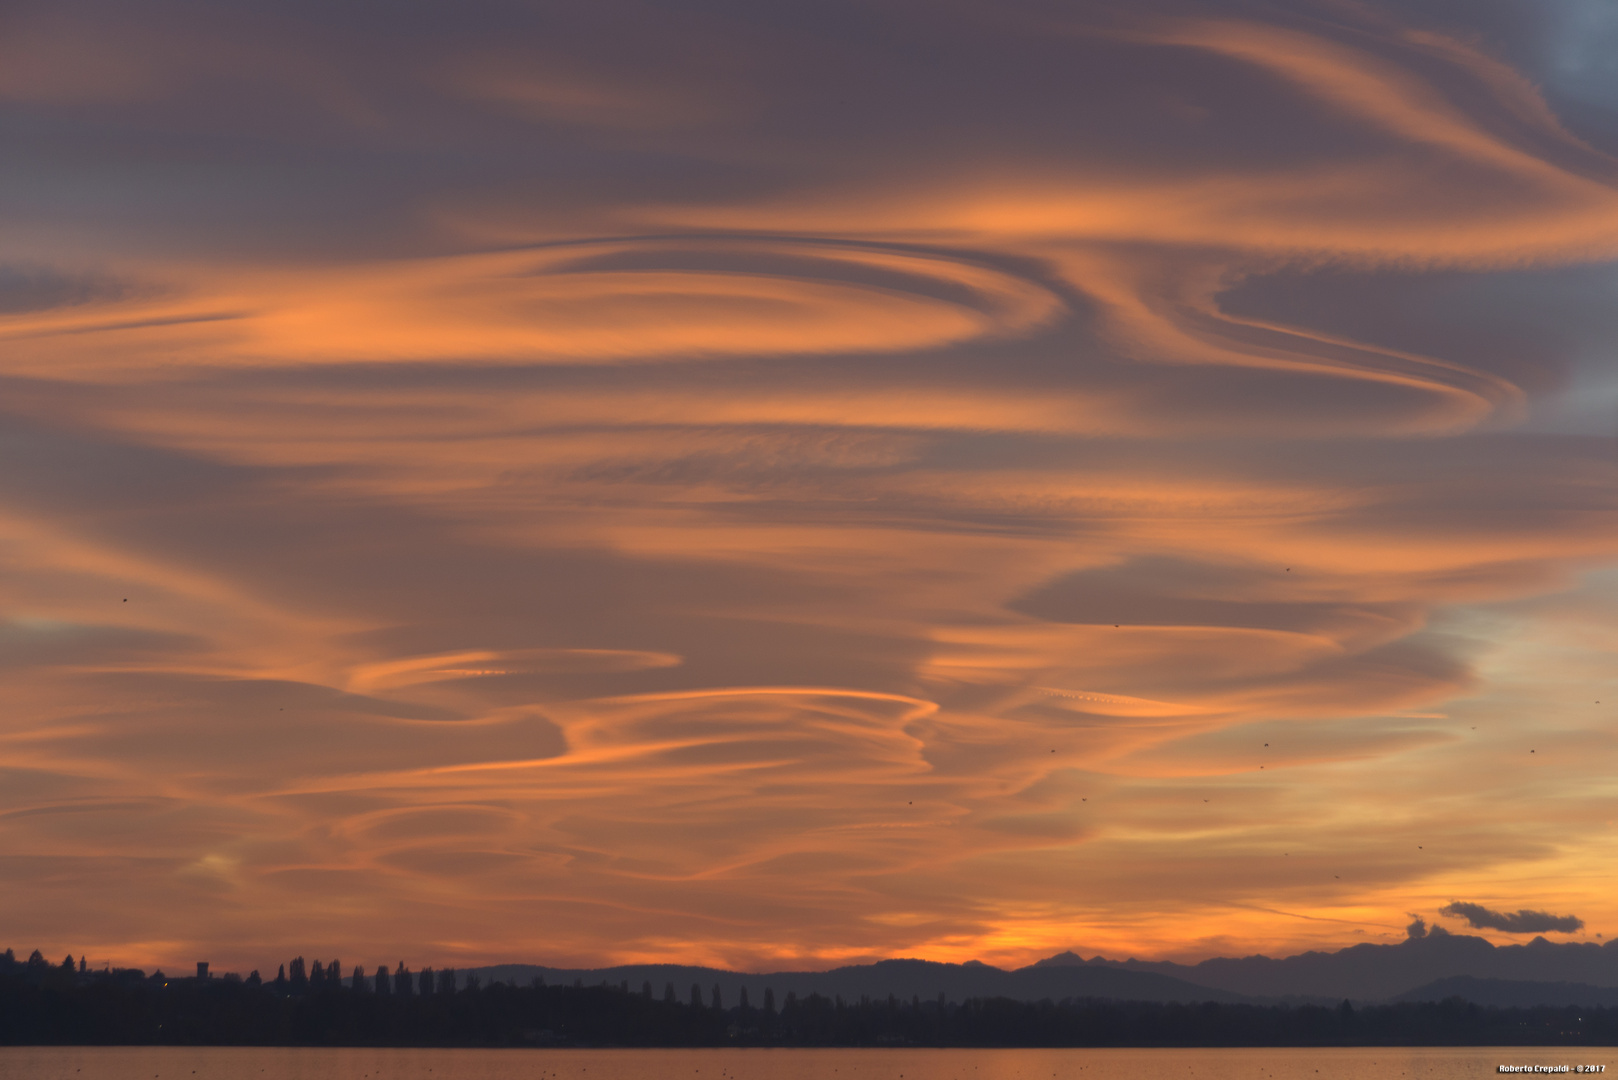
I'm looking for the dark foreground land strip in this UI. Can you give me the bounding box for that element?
[5,971,1618,1047]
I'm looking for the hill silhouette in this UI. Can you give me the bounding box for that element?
[464,957,1260,1006]
[1392,976,1618,1008]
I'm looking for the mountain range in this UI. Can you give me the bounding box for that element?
[1049,922,1618,1001]
[463,924,1618,1007]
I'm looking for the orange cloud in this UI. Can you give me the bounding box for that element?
[0,240,1066,376]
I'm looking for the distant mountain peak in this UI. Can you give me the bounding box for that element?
[1030,951,1090,968]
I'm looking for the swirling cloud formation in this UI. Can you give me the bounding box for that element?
[1,0,1617,973]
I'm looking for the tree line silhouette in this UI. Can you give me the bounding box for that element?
[4,946,1618,1047]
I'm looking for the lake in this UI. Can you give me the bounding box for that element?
[0,1046,1609,1080]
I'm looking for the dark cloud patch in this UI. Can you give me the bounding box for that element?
[1008,556,1403,634]
[1441,901,1585,934]
[0,265,131,314]
[28,673,567,788]
[1216,263,1616,397]
[0,411,254,512]
[0,619,204,669]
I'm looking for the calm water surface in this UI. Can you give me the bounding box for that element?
[0,1046,1609,1080]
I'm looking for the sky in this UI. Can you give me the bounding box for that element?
[3,0,1618,976]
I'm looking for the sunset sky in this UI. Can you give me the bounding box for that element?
[4,0,1618,976]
